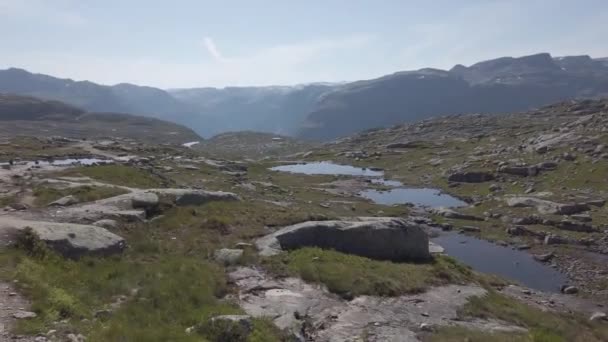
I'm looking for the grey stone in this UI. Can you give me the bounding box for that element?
[130,192,159,209]
[256,217,430,262]
[0,217,125,258]
[433,207,482,221]
[562,286,579,294]
[48,195,79,207]
[12,310,37,319]
[213,248,244,266]
[590,312,608,322]
[505,197,589,215]
[92,219,119,229]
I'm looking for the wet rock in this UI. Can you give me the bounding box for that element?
[562,286,579,295]
[544,234,568,245]
[256,217,431,262]
[48,195,79,207]
[533,252,554,262]
[498,165,539,177]
[447,171,495,183]
[0,217,126,258]
[213,248,244,266]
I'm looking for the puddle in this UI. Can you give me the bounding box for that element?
[432,232,567,292]
[271,162,383,177]
[0,158,112,167]
[360,188,467,207]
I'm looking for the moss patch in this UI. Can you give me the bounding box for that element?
[33,185,128,206]
[265,247,479,298]
[59,165,163,188]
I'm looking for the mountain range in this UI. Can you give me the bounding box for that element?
[1,53,607,140]
[0,94,200,143]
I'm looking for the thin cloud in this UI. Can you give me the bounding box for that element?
[203,37,225,62]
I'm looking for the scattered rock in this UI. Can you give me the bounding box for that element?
[590,312,608,322]
[12,310,37,319]
[562,286,579,295]
[433,207,483,221]
[447,171,495,183]
[48,195,79,207]
[460,226,481,233]
[130,192,159,209]
[213,248,244,266]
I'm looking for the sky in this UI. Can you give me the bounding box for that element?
[1,0,607,88]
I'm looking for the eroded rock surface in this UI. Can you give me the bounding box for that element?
[229,267,526,341]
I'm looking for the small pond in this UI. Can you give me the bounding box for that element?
[271,162,466,208]
[271,161,384,177]
[431,232,567,292]
[360,188,467,208]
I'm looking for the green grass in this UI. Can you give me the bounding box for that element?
[457,291,608,342]
[33,185,128,206]
[59,165,164,188]
[0,193,17,207]
[264,247,480,298]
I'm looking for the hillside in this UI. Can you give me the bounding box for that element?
[298,53,608,139]
[0,94,201,143]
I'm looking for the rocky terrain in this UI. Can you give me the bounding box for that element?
[1,99,608,341]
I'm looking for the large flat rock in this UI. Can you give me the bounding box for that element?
[0,217,125,258]
[256,217,430,262]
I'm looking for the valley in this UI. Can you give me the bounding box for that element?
[1,97,608,341]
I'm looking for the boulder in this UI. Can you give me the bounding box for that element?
[0,217,125,258]
[213,248,244,266]
[131,192,159,209]
[256,217,430,262]
[48,195,79,207]
[447,171,495,183]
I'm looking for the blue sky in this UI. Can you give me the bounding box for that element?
[1,0,607,88]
